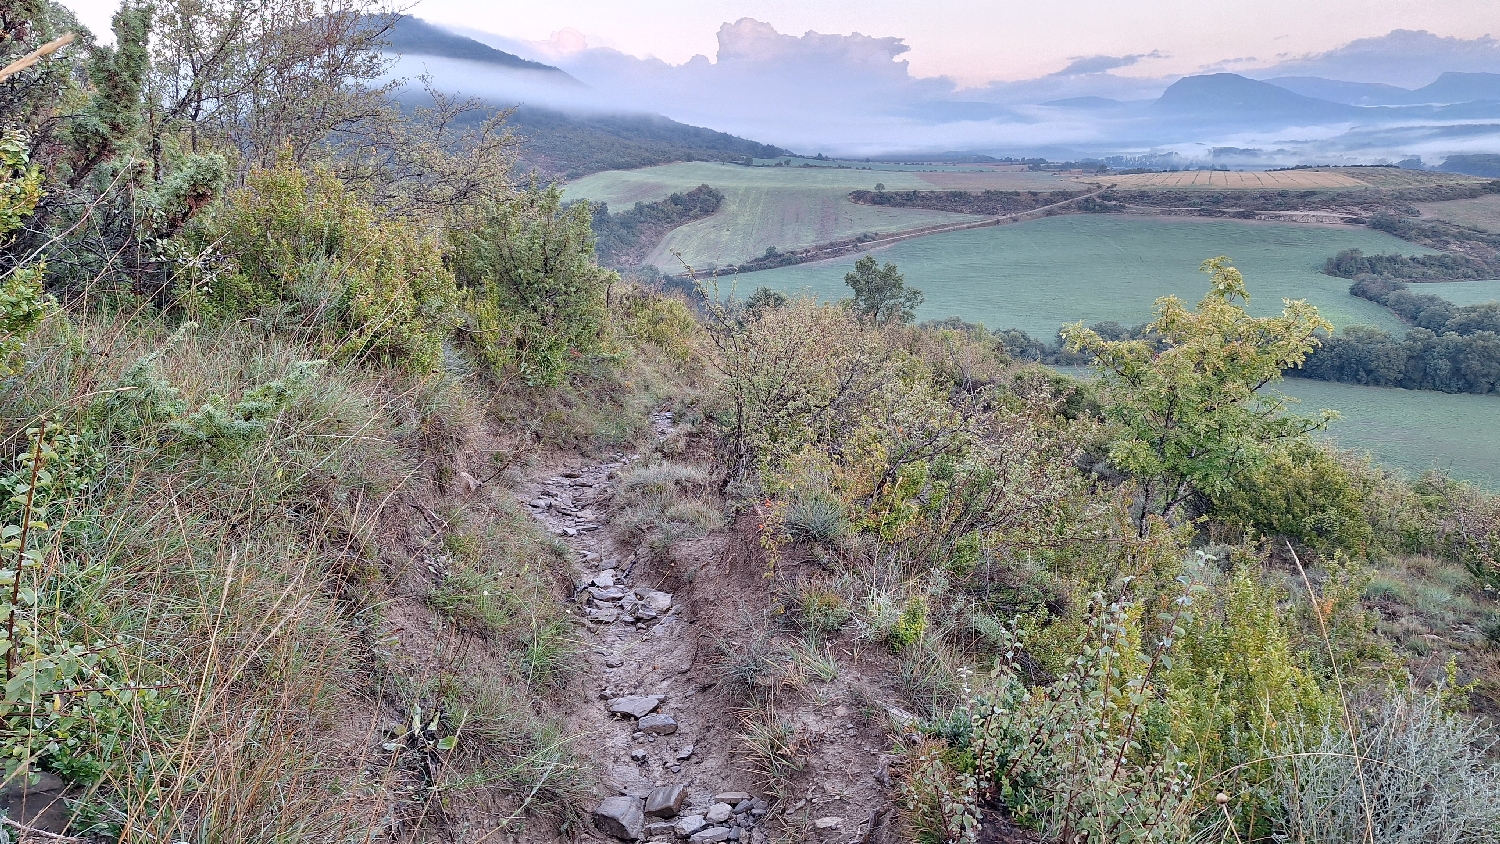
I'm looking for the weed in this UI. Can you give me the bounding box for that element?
[736,708,805,798]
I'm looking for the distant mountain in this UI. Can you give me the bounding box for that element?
[1413,72,1500,103]
[1155,74,1358,123]
[1439,154,1500,178]
[1264,76,1413,106]
[386,17,577,79]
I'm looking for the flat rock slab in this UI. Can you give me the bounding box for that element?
[674,814,708,837]
[644,784,686,818]
[593,795,645,840]
[608,695,664,718]
[813,816,844,829]
[635,587,673,612]
[713,792,752,804]
[637,713,678,735]
[689,827,733,843]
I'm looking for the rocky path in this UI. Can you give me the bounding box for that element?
[517,412,776,843]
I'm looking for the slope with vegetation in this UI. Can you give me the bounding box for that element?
[3,3,1500,844]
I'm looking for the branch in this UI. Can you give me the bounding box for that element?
[0,34,75,84]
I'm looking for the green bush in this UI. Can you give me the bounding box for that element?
[452,186,612,386]
[206,159,460,371]
[1210,440,1376,554]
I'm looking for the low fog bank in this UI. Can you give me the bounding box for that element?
[396,19,1500,167]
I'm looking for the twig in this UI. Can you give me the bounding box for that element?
[0,34,75,83]
[0,816,86,842]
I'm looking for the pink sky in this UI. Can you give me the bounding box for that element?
[59,0,1500,85]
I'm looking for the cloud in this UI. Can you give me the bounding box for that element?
[1052,50,1166,77]
[1252,29,1500,88]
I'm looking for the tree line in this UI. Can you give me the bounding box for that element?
[589,184,723,269]
[1285,277,1500,394]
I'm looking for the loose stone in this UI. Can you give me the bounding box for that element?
[608,695,664,718]
[592,795,645,840]
[705,802,733,823]
[637,713,678,735]
[644,784,686,818]
[673,814,707,836]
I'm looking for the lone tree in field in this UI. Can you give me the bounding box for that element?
[1063,256,1334,535]
[845,255,922,326]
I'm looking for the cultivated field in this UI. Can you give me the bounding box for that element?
[1415,279,1500,306]
[1096,167,1486,190]
[1416,194,1500,233]
[744,215,1417,338]
[1278,379,1500,489]
[1101,170,1369,189]
[564,161,1074,268]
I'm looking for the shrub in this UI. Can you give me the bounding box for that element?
[1210,439,1376,554]
[796,586,851,637]
[616,287,699,366]
[903,588,1197,844]
[207,159,460,371]
[1277,689,1500,844]
[452,186,612,386]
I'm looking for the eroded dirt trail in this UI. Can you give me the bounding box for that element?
[510,411,899,844]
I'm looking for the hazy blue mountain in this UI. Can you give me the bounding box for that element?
[1041,96,1127,109]
[1249,30,1500,89]
[1155,74,1359,124]
[1413,72,1500,103]
[1265,76,1414,106]
[1439,154,1500,177]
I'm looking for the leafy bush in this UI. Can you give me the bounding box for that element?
[615,287,700,366]
[796,586,851,637]
[453,185,612,386]
[207,159,460,371]
[1210,439,1377,554]
[904,588,1197,844]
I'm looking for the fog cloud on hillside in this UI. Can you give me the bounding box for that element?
[404,20,1500,165]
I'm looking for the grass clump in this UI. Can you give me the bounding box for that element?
[614,459,724,554]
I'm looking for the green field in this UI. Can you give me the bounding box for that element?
[744,215,1417,338]
[1280,379,1500,489]
[563,161,1073,269]
[1413,279,1500,306]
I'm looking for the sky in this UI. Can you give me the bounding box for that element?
[58,0,1500,85]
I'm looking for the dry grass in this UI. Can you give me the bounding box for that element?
[0,303,672,840]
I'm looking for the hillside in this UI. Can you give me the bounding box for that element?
[508,107,791,179]
[385,15,576,77]
[4,5,1500,844]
